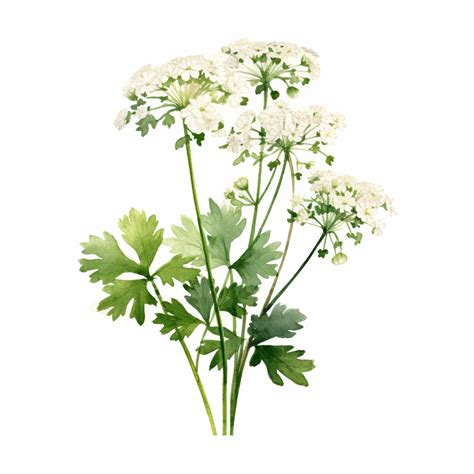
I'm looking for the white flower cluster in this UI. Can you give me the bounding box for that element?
[116,53,253,134]
[222,39,320,80]
[226,101,346,155]
[293,169,395,236]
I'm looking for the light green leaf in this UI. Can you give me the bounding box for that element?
[248,304,306,345]
[249,345,314,386]
[197,327,242,370]
[219,283,258,318]
[118,209,163,269]
[202,199,246,267]
[184,277,213,325]
[97,279,156,326]
[79,232,143,284]
[153,299,203,340]
[154,255,200,286]
[164,215,204,264]
[232,231,282,286]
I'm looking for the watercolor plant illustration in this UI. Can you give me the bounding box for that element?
[79,40,394,435]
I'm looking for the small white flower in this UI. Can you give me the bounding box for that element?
[291,193,305,208]
[181,94,222,133]
[296,208,309,224]
[114,109,128,130]
[134,104,149,121]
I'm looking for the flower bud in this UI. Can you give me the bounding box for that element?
[331,252,348,265]
[233,177,249,191]
[286,86,300,98]
[224,189,236,200]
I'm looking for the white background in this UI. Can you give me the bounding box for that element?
[1,0,473,472]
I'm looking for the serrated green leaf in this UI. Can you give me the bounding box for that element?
[153,298,203,340]
[175,135,191,149]
[80,232,143,284]
[162,113,175,128]
[118,209,163,269]
[249,345,314,386]
[249,304,306,345]
[202,199,246,267]
[164,215,204,264]
[154,254,199,286]
[136,114,158,136]
[198,327,242,370]
[184,277,213,325]
[219,283,258,318]
[98,279,156,325]
[232,231,282,286]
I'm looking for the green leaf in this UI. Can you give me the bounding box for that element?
[164,215,204,264]
[136,114,158,136]
[325,155,334,166]
[232,231,282,286]
[118,209,163,269]
[219,283,258,318]
[249,304,305,345]
[240,97,249,106]
[153,299,203,340]
[197,327,242,370]
[249,345,314,386]
[162,113,175,128]
[192,132,205,146]
[202,199,246,267]
[318,249,329,258]
[98,279,156,326]
[175,135,191,150]
[154,254,200,286]
[80,232,143,284]
[184,277,213,325]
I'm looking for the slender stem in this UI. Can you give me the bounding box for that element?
[254,153,288,241]
[150,280,217,435]
[263,231,327,314]
[182,121,228,435]
[247,86,268,246]
[195,270,231,371]
[248,160,262,245]
[261,154,296,311]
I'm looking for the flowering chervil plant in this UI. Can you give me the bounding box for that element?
[80,40,394,436]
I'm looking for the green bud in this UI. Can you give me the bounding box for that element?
[331,253,348,265]
[233,177,249,191]
[286,86,300,98]
[224,189,236,200]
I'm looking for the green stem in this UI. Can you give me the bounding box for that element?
[263,231,327,314]
[150,280,217,435]
[195,270,231,371]
[254,151,288,241]
[247,86,269,246]
[182,121,228,435]
[261,155,296,311]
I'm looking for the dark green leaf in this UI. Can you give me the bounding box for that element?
[249,304,306,345]
[219,283,258,318]
[250,345,314,386]
[270,90,280,100]
[198,327,242,370]
[184,277,213,325]
[325,155,334,166]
